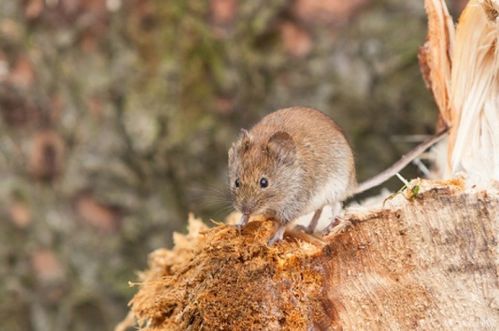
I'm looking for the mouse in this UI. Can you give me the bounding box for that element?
[228,106,447,245]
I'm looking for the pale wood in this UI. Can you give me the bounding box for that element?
[325,181,499,330]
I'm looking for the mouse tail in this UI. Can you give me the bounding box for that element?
[354,128,449,195]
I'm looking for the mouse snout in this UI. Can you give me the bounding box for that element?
[241,205,251,215]
[240,202,255,215]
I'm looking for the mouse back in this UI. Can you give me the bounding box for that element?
[255,107,356,211]
[229,107,356,222]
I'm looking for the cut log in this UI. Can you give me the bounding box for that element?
[122,179,499,330]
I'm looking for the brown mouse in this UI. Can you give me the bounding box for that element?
[228,107,447,245]
[228,107,355,245]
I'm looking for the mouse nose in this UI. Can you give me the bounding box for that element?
[241,204,252,215]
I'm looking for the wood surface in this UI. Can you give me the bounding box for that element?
[123,179,499,330]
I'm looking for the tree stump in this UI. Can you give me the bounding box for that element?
[122,179,499,330]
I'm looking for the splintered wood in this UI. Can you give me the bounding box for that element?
[124,180,499,330]
[420,0,499,184]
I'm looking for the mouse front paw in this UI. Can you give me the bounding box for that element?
[235,223,244,234]
[235,214,250,234]
[267,225,286,246]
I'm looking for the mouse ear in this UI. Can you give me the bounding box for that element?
[266,131,296,164]
[238,128,252,151]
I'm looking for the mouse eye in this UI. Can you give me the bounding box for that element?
[234,178,241,188]
[259,177,268,188]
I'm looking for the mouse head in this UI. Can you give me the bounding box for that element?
[228,129,298,220]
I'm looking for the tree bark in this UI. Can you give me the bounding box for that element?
[124,179,499,330]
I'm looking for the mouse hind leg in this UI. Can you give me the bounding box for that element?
[306,208,323,234]
[322,202,350,237]
[293,208,323,234]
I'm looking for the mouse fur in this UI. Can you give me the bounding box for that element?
[228,107,356,244]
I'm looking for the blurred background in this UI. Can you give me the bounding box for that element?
[0,0,467,330]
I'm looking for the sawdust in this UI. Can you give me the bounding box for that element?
[128,214,336,331]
